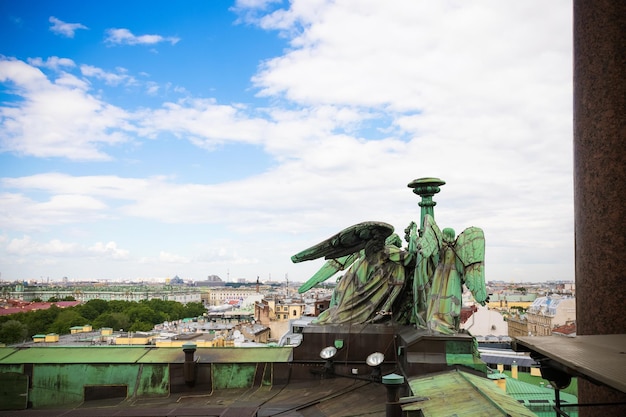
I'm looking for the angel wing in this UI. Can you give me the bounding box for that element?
[291,221,395,263]
[292,221,395,293]
[297,253,360,293]
[453,226,487,304]
[418,214,442,259]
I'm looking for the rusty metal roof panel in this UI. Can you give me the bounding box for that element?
[257,378,388,417]
[140,347,293,363]
[136,347,186,363]
[513,334,626,394]
[197,347,293,363]
[0,378,390,417]
[403,369,538,416]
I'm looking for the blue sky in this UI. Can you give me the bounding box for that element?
[0,0,573,284]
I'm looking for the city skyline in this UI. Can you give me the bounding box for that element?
[0,1,573,283]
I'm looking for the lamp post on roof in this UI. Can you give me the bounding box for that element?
[407,177,446,231]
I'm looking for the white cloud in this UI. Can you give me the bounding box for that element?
[159,251,191,264]
[251,1,571,116]
[104,28,180,46]
[2,236,130,269]
[80,64,136,86]
[135,98,271,146]
[89,242,130,260]
[6,235,79,256]
[146,82,159,95]
[0,59,131,160]
[49,16,88,38]
[0,191,109,231]
[28,56,76,70]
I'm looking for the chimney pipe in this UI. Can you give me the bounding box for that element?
[182,343,197,387]
[382,373,404,417]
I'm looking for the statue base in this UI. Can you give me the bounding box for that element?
[291,323,487,379]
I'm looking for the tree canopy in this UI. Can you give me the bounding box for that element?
[0,300,207,345]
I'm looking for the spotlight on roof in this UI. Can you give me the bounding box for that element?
[319,346,338,377]
[320,346,338,360]
[366,352,385,381]
[366,352,385,367]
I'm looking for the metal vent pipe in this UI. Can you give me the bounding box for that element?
[182,343,197,387]
[382,373,404,417]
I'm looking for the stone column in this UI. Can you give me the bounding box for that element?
[574,1,626,415]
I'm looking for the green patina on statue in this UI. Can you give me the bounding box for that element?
[291,177,488,334]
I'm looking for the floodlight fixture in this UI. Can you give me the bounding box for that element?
[366,352,385,367]
[318,346,338,377]
[320,346,338,360]
[366,351,385,381]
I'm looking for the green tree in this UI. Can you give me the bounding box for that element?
[126,305,166,327]
[108,300,133,313]
[23,305,62,335]
[183,302,207,318]
[166,302,185,320]
[83,299,109,315]
[0,320,29,345]
[129,321,153,332]
[48,310,88,335]
[78,304,100,321]
[141,299,184,320]
[93,312,130,332]
[0,297,203,338]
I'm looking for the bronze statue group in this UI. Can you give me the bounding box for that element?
[292,213,487,335]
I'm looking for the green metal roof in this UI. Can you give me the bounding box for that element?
[0,348,17,361]
[403,369,538,416]
[504,377,578,417]
[0,346,294,365]
[0,346,153,364]
[504,376,577,403]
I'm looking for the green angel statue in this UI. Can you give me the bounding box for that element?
[415,214,488,333]
[292,221,414,324]
[291,215,487,333]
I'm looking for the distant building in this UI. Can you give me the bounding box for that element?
[486,292,537,311]
[461,304,508,337]
[312,296,331,317]
[6,285,201,304]
[552,322,576,337]
[254,298,306,342]
[254,298,305,324]
[195,275,225,287]
[525,296,576,337]
[169,275,185,285]
[506,311,529,338]
[239,323,271,344]
[0,300,82,316]
[206,287,260,306]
